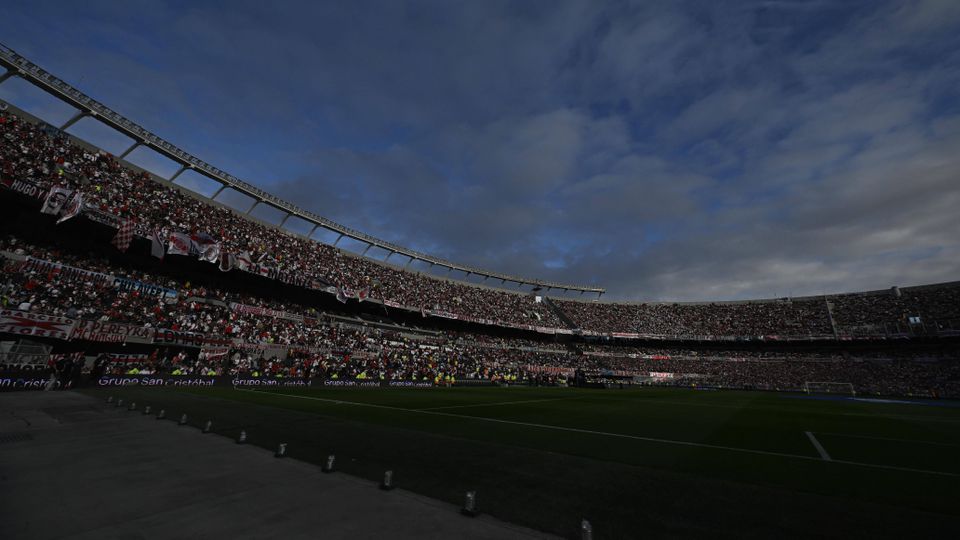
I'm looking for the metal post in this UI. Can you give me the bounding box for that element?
[361,243,373,256]
[0,71,16,85]
[59,111,87,130]
[246,200,259,215]
[308,224,319,238]
[404,256,414,269]
[118,141,140,159]
[278,213,292,227]
[168,164,188,183]
[333,234,344,246]
[211,183,228,199]
[384,251,394,262]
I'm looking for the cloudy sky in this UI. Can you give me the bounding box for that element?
[2,0,959,301]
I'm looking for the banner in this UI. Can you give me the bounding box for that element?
[1,177,47,200]
[0,310,76,340]
[40,186,72,215]
[229,302,304,322]
[153,328,233,348]
[113,277,178,299]
[23,257,114,286]
[71,320,154,344]
[56,192,84,224]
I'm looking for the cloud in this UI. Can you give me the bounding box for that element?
[1,0,958,301]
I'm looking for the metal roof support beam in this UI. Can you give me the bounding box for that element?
[118,141,140,159]
[0,70,15,85]
[59,110,87,130]
[384,251,395,262]
[246,200,259,215]
[361,243,373,257]
[278,213,292,228]
[211,184,228,200]
[405,256,414,269]
[308,224,319,238]
[333,234,344,246]
[168,164,188,183]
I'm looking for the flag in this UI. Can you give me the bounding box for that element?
[111,219,135,252]
[357,287,371,302]
[219,251,235,272]
[235,251,252,271]
[56,192,84,224]
[151,230,166,259]
[168,232,191,256]
[336,288,348,303]
[199,242,221,263]
[40,187,72,215]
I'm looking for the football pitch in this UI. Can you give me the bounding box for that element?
[87,385,960,539]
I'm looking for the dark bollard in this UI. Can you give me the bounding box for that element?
[581,519,593,540]
[380,470,394,490]
[461,491,478,517]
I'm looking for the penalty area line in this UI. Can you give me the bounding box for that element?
[236,389,960,478]
[805,431,832,461]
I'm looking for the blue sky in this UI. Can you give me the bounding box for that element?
[1,0,959,300]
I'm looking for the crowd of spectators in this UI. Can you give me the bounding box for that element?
[2,108,959,343]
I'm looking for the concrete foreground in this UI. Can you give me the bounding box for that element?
[0,391,553,540]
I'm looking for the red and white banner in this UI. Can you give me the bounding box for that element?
[1,178,47,200]
[70,320,155,344]
[229,302,304,322]
[0,310,76,340]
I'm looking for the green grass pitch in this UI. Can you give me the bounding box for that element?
[88,386,960,539]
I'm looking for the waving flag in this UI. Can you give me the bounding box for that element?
[56,192,84,224]
[111,219,135,252]
[151,229,166,259]
[168,232,192,256]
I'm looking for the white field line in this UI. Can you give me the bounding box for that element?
[418,397,575,411]
[813,432,960,448]
[805,431,832,461]
[236,389,960,478]
[593,397,960,423]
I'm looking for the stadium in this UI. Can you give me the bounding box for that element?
[2,4,960,539]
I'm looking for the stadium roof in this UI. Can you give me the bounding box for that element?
[0,42,605,295]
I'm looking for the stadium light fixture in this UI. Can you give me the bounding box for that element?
[156,409,166,420]
[178,413,188,426]
[275,443,288,458]
[202,420,212,434]
[236,430,247,444]
[322,454,336,473]
[461,491,477,517]
[380,470,394,490]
